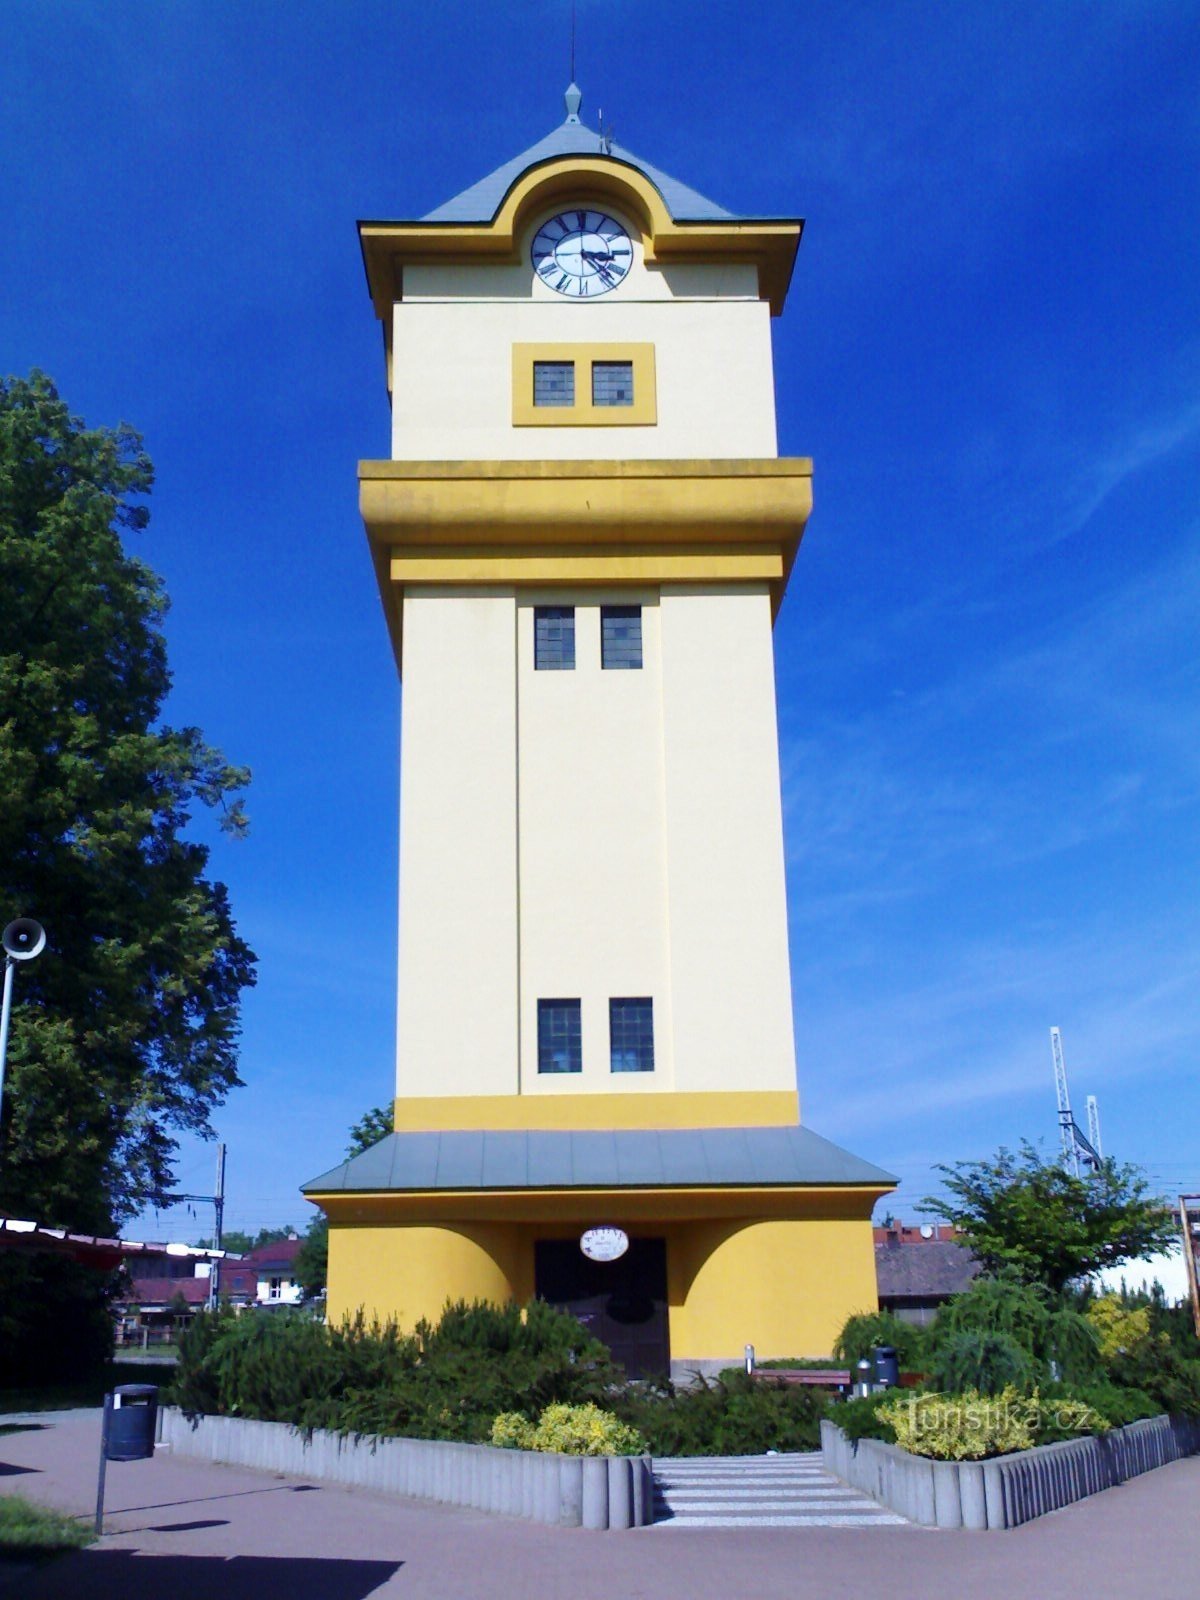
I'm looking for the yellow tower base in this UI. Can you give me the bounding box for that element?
[312,1178,886,1376]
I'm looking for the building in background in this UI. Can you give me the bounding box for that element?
[873,1222,980,1326]
[304,86,895,1377]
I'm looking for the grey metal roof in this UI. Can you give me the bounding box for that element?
[303,1124,896,1195]
[421,90,739,224]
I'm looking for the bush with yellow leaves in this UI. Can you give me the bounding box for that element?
[879,1387,1107,1460]
[1085,1296,1161,1363]
[491,1402,647,1457]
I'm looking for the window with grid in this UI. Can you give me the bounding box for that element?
[592,361,634,407]
[533,361,575,407]
[538,999,582,1074]
[601,605,643,670]
[609,997,654,1074]
[534,606,576,670]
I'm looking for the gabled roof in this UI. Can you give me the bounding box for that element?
[422,103,738,225]
[244,1236,302,1271]
[116,1276,212,1308]
[304,1125,896,1195]
[875,1239,981,1301]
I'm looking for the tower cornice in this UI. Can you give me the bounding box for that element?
[359,457,813,670]
[359,156,802,319]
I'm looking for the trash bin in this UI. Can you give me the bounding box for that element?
[105,1384,159,1461]
[872,1345,899,1389]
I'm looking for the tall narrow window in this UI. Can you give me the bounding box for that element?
[535,606,575,670]
[610,998,654,1074]
[592,361,634,406]
[533,361,575,407]
[538,999,582,1074]
[601,605,643,670]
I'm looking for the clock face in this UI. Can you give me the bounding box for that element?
[531,210,633,298]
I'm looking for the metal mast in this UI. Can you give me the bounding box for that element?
[1051,1026,1079,1176]
[1086,1095,1102,1160]
[1049,1028,1102,1176]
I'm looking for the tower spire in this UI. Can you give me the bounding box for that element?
[564,0,581,123]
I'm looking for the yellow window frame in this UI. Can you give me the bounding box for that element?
[512,343,657,426]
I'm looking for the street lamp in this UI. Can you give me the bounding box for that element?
[0,918,46,1132]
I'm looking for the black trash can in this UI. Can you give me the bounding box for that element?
[105,1384,159,1461]
[872,1345,900,1389]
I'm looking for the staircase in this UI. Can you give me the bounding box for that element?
[652,1451,907,1528]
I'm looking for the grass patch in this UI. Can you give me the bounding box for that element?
[0,1495,91,1559]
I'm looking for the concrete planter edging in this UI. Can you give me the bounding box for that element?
[821,1413,1200,1530]
[157,1407,653,1530]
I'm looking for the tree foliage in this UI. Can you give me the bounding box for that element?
[346,1104,392,1157]
[202,1227,295,1256]
[0,372,255,1231]
[921,1142,1176,1294]
[294,1214,328,1298]
[0,373,255,1379]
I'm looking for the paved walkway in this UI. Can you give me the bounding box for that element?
[2,1409,1199,1598]
[653,1451,907,1527]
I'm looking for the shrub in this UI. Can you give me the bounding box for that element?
[492,1403,646,1456]
[881,1387,1033,1460]
[491,1412,534,1450]
[928,1272,1101,1385]
[926,1330,1035,1396]
[1108,1343,1200,1417]
[832,1391,899,1444]
[172,1299,621,1441]
[1085,1296,1158,1362]
[879,1386,1107,1460]
[1045,1381,1159,1428]
[833,1311,927,1371]
[613,1370,825,1457]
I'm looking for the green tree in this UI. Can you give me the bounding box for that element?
[201,1227,295,1255]
[922,1142,1176,1294]
[0,373,255,1378]
[295,1214,328,1298]
[346,1104,392,1157]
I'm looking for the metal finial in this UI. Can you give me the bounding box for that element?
[564,81,582,123]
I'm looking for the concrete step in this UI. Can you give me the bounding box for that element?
[651,1451,907,1528]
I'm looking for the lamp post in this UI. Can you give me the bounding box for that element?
[0,919,46,1133]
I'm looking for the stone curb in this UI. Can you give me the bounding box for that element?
[157,1407,653,1530]
[820,1412,1200,1530]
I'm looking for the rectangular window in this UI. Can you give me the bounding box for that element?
[610,997,654,1074]
[533,361,575,407]
[513,344,656,426]
[592,360,634,407]
[601,605,643,670]
[538,999,582,1074]
[534,606,575,670]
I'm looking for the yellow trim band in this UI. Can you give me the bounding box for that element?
[311,1182,891,1226]
[360,458,811,670]
[390,1089,799,1132]
[389,546,782,586]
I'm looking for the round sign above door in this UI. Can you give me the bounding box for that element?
[580,1226,629,1263]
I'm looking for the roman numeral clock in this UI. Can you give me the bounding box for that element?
[531,210,633,297]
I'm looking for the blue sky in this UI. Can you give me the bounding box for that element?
[2,1,1197,1239]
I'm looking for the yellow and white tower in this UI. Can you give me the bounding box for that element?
[305,88,895,1375]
